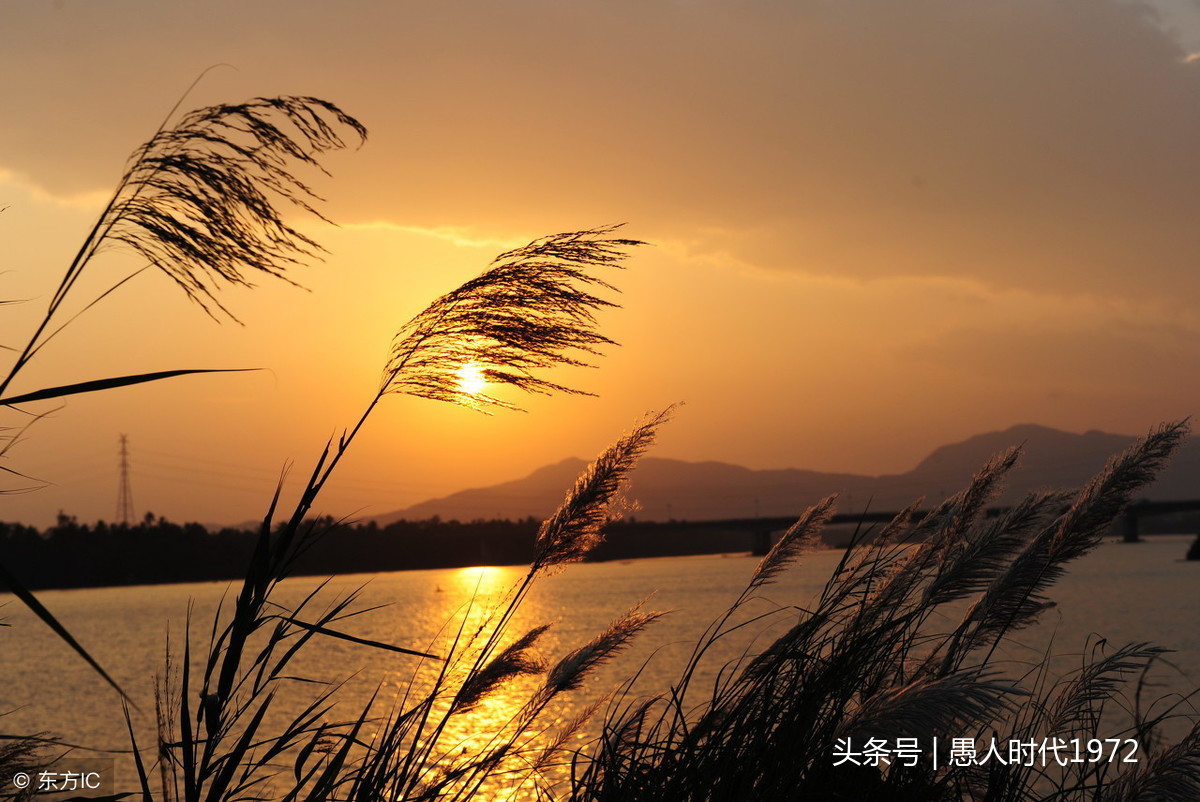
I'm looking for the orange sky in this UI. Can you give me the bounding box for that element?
[4,0,1200,528]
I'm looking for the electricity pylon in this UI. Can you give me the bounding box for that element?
[116,434,134,526]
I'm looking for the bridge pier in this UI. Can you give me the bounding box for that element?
[751,529,772,556]
[1117,510,1140,543]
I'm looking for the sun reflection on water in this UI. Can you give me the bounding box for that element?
[401,564,555,800]
[453,564,513,597]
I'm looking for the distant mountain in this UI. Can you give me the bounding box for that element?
[908,424,1135,490]
[374,425,1200,524]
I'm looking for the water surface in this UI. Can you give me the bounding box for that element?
[2,537,1196,796]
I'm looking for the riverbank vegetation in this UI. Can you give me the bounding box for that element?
[0,513,849,591]
[572,423,1200,801]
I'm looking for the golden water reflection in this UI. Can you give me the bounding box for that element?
[452,564,512,597]
[390,564,561,800]
[9,546,1193,800]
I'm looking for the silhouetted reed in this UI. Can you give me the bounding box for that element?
[570,422,1200,802]
[1,96,366,406]
[385,227,639,412]
[5,90,1200,802]
[140,224,649,802]
[2,94,366,712]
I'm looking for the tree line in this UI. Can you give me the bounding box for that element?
[0,513,761,591]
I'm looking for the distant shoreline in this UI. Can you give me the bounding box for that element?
[2,513,1194,593]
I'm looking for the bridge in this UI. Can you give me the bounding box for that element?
[735,500,1200,554]
[1115,499,1200,542]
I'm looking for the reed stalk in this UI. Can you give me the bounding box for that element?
[570,421,1200,802]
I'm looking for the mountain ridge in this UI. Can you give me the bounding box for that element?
[373,424,1200,524]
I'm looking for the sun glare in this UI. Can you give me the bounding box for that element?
[454,361,489,396]
[454,565,511,595]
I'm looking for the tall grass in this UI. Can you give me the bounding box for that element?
[2,94,368,785]
[1,89,665,802]
[4,91,1200,802]
[138,226,651,802]
[570,423,1200,801]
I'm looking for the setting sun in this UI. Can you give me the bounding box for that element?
[454,361,489,395]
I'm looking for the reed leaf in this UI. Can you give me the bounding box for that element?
[0,559,133,707]
[0,368,257,407]
[276,616,441,661]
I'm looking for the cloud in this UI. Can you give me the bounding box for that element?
[337,221,524,252]
[0,168,108,212]
[903,319,1200,402]
[324,0,1200,309]
[6,1,1200,313]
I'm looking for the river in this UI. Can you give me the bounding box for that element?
[2,536,1197,798]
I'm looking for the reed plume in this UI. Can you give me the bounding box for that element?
[1043,642,1167,737]
[955,421,1189,656]
[275,229,646,560]
[1102,722,1200,801]
[534,407,673,571]
[545,604,666,697]
[100,96,367,319]
[573,420,1199,802]
[838,670,1021,742]
[451,624,551,715]
[383,226,642,411]
[1,95,366,406]
[750,495,836,589]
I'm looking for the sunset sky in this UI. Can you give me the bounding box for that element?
[4,0,1200,529]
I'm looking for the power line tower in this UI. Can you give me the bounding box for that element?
[116,433,134,526]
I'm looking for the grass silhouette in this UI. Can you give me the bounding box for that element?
[2,92,1199,802]
[571,424,1200,801]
